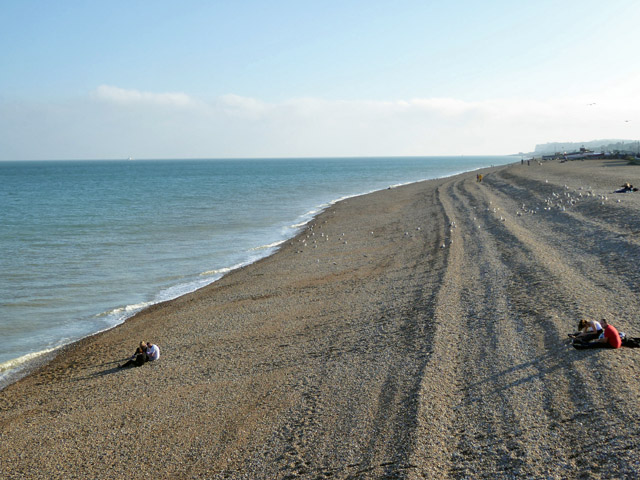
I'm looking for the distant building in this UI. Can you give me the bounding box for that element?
[542,146,604,161]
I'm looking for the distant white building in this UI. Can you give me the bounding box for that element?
[542,146,604,161]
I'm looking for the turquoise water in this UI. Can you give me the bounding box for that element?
[0,156,512,384]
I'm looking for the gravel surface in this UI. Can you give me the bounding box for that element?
[2,159,640,479]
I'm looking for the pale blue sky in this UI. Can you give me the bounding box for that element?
[2,0,639,159]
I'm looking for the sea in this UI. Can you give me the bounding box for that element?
[0,156,512,387]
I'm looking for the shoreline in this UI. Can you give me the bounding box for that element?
[3,159,640,478]
[0,162,507,392]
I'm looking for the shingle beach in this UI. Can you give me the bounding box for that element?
[3,158,640,479]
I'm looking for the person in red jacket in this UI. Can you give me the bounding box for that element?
[602,319,622,348]
[573,319,621,349]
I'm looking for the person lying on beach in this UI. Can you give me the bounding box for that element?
[118,341,150,368]
[572,319,622,349]
[614,183,638,193]
[568,319,603,342]
[145,342,160,361]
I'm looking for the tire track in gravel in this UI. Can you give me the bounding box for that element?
[411,169,640,479]
[486,169,640,299]
[444,175,588,478]
[350,187,450,480]
[475,167,640,478]
[256,184,452,480]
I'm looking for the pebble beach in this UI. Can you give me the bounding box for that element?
[2,158,640,479]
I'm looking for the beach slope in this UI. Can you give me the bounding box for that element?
[2,159,640,479]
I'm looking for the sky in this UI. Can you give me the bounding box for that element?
[1,0,639,160]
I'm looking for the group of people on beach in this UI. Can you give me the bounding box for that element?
[570,319,623,349]
[118,341,160,368]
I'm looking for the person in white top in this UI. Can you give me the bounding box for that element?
[146,342,160,361]
[570,319,603,342]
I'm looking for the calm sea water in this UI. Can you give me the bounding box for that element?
[0,156,512,385]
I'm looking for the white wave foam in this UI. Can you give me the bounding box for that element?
[289,205,330,229]
[290,221,310,228]
[0,347,59,375]
[94,301,154,318]
[154,277,214,301]
[330,195,355,205]
[249,240,286,251]
[200,262,246,277]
